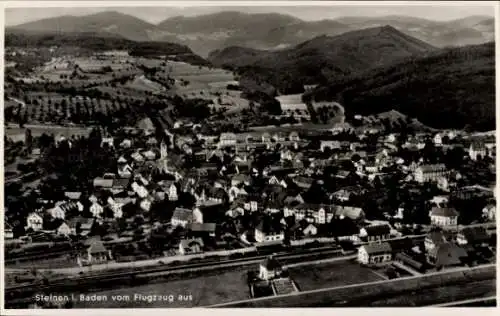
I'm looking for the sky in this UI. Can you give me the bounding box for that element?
[5,2,496,26]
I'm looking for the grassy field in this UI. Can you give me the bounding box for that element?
[288,259,385,291]
[74,269,251,308]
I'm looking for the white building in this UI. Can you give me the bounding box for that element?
[26,212,43,231]
[429,207,458,227]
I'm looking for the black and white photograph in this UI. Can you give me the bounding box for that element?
[1,0,497,311]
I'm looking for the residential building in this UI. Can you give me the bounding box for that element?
[56,222,71,236]
[179,238,204,255]
[429,207,458,227]
[359,224,391,242]
[77,239,111,266]
[259,256,283,280]
[255,220,285,243]
[482,204,496,221]
[171,208,195,228]
[26,212,43,231]
[469,141,487,161]
[358,243,392,264]
[414,164,449,183]
[90,201,104,218]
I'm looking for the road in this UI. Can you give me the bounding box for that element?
[428,296,496,307]
[208,264,495,307]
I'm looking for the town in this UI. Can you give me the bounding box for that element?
[3,8,497,309]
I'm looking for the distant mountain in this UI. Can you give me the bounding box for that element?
[305,42,495,131]
[8,11,156,41]
[8,11,494,57]
[208,26,436,93]
[152,11,332,56]
[336,15,495,48]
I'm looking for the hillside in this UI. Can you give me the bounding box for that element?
[8,11,156,42]
[209,26,436,93]
[305,42,495,131]
[4,31,209,66]
[335,15,495,48]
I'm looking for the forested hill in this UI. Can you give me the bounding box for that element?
[304,42,495,131]
[208,25,436,94]
[5,31,210,66]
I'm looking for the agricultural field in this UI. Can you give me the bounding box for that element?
[288,259,385,291]
[160,60,251,113]
[74,269,251,308]
[125,75,166,93]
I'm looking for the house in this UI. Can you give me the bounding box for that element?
[219,133,237,147]
[48,205,66,220]
[358,242,392,265]
[142,150,156,160]
[131,152,145,163]
[259,256,283,280]
[331,189,352,202]
[427,242,467,269]
[359,224,391,242]
[77,239,111,266]
[188,223,216,238]
[456,227,490,246]
[118,164,133,178]
[120,139,132,148]
[303,223,318,237]
[289,132,300,142]
[131,182,149,199]
[429,207,458,227]
[425,230,448,252]
[93,177,114,189]
[68,217,94,236]
[469,141,487,161]
[90,201,104,218]
[414,164,449,183]
[5,222,14,239]
[26,212,43,231]
[320,140,341,152]
[255,220,285,243]
[482,204,496,221]
[179,238,204,255]
[56,222,71,236]
[171,208,198,227]
[293,177,314,190]
[159,181,178,201]
[101,137,114,148]
[231,174,251,187]
[334,206,365,222]
[64,191,82,201]
[433,133,443,146]
[283,204,334,224]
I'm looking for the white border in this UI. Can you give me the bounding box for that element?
[0,1,499,316]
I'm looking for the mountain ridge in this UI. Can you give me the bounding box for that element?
[9,11,494,56]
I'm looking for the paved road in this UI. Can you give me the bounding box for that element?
[429,296,496,307]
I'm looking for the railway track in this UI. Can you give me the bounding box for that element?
[5,246,344,295]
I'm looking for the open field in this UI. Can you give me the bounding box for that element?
[288,259,384,291]
[74,269,251,308]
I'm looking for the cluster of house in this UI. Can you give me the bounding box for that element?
[357,222,492,270]
[7,119,496,268]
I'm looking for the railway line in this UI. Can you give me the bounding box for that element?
[5,246,346,300]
